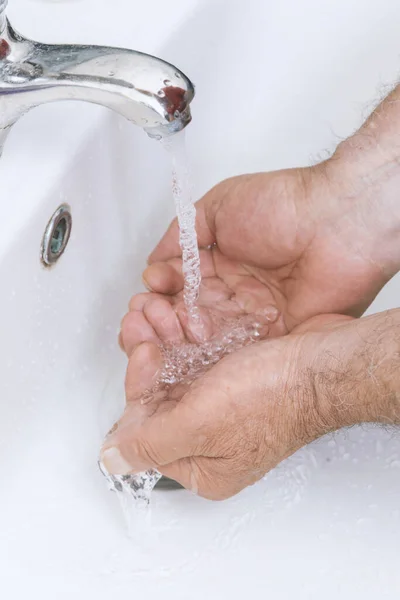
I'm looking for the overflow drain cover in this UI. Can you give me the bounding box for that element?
[41,204,72,267]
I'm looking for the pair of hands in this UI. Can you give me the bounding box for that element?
[100,148,398,500]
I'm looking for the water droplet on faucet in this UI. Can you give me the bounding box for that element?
[163,79,172,86]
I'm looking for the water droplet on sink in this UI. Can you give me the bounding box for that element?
[157,89,166,98]
[108,70,115,77]
[175,72,181,78]
[163,79,171,86]
[154,134,162,141]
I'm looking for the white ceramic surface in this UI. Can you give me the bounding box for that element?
[1,0,400,598]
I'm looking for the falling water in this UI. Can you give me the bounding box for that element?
[100,131,274,532]
[163,132,202,324]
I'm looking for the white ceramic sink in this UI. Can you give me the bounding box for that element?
[1,0,400,597]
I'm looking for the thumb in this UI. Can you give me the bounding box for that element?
[100,402,200,475]
[148,196,216,264]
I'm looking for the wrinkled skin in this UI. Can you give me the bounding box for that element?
[100,161,396,499]
[104,313,386,500]
[119,164,390,396]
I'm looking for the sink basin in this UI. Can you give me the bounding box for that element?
[1,0,400,597]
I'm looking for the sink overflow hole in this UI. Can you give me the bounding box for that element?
[41,204,72,267]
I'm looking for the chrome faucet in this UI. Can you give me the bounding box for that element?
[0,0,195,154]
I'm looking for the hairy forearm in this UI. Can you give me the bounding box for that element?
[315,309,400,429]
[328,86,400,421]
[337,83,400,177]
[328,84,400,278]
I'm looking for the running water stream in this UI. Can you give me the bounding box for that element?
[164,134,202,323]
[100,132,273,534]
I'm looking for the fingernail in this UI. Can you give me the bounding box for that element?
[106,422,118,437]
[257,305,280,324]
[101,447,132,475]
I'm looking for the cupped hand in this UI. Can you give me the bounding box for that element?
[102,314,369,500]
[120,161,391,367]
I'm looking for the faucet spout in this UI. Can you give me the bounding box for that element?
[0,15,195,153]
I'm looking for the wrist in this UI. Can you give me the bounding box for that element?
[312,311,400,429]
[324,85,400,279]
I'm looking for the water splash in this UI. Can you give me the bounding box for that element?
[99,462,161,537]
[155,313,268,388]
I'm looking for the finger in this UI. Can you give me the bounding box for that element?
[117,388,170,430]
[128,292,168,312]
[143,250,216,295]
[148,197,215,264]
[103,389,169,456]
[100,401,202,475]
[143,262,183,295]
[175,303,215,343]
[143,297,185,344]
[159,457,199,494]
[125,342,163,402]
[120,311,160,357]
[160,456,240,501]
[148,218,182,263]
[197,278,232,305]
[118,331,125,352]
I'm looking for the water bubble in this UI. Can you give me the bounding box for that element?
[163,79,172,86]
[175,72,181,78]
[157,89,166,98]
